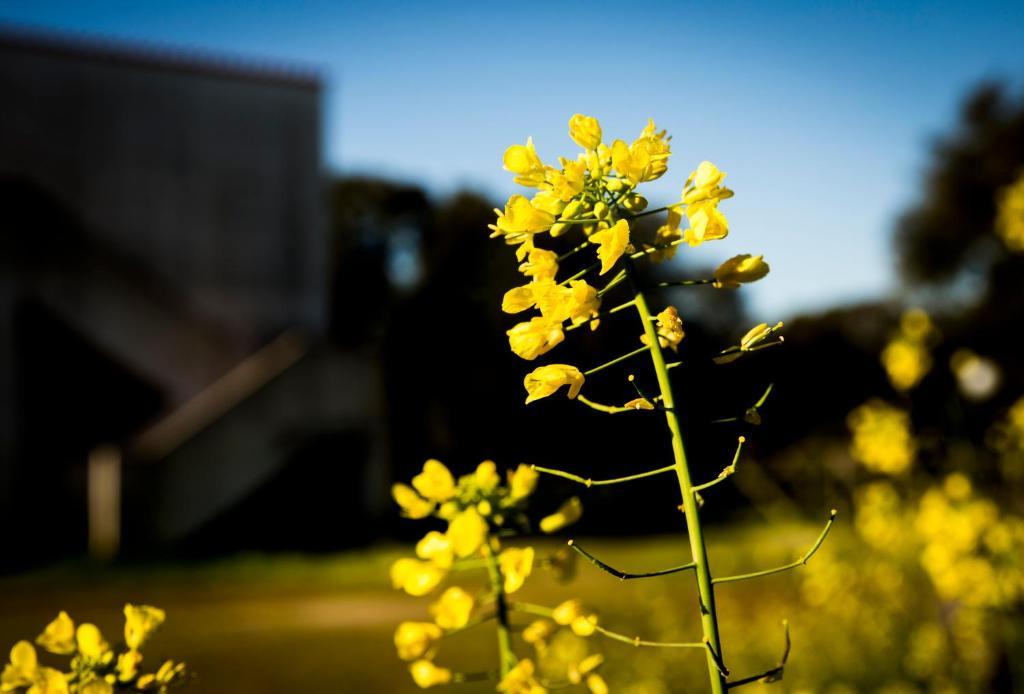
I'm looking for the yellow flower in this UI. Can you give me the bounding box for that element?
[848,400,916,475]
[611,120,671,184]
[683,202,729,246]
[507,317,565,360]
[569,114,602,150]
[412,460,457,503]
[568,653,604,684]
[713,254,770,288]
[523,365,585,404]
[392,483,435,519]
[549,158,587,202]
[881,337,931,391]
[409,660,452,688]
[416,531,454,569]
[519,247,559,282]
[565,280,600,328]
[540,497,583,534]
[75,624,109,661]
[136,660,185,691]
[531,190,567,217]
[640,306,685,352]
[497,658,546,694]
[394,621,443,661]
[586,674,609,694]
[498,547,535,594]
[508,464,539,502]
[117,651,142,682]
[503,137,546,188]
[475,460,502,493]
[2,641,38,690]
[493,195,556,235]
[502,283,541,314]
[522,619,556,646]
[552,600,598,637]
[589,219,630,275]
[649,209,682,262]
[74,680,107,694]
[683,161,734,206]
[996,172,1024,252]
[447,507,488,558]
[28,668,69,694]
[124,604,165,652]
[429,587,475,629]
[35,611,75,655]
[390,558,447,596]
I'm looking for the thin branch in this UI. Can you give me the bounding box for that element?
[629,237,685,260]
[713,511,838,585]
[566,299,636,332]
[568,539,695,579]
[711,384,774,425]
[692,437,746,493]
[597,269,628,297]
[726,620,790,689]
[657,278,715,288]
[509,603,705,649]
[575,395,636,414]
[532,464,676,488]
[583,345,652,376]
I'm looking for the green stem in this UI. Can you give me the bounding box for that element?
[483,543,515,678]
[631,271,728,694]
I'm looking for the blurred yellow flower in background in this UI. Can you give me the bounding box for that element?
[540,497,583,534]
[412,460,456,503]
[848,400,917,474]
[124,604,165,652]
[394,622,443,661]
[35,612,75,656]
[498,547,535,594]
[996,171,1024,252]
[429,587,474,630]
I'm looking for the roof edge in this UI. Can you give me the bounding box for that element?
[0,23,322,90]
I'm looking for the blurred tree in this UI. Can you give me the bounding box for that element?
[896,83,1024,293]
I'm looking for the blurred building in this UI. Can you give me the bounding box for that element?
[0,28,385,567]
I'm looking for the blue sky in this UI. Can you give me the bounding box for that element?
[3,1,1023,319]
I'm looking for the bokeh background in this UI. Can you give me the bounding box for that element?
[1,2,1024,692]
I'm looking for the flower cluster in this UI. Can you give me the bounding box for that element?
[390,459,598,691]
[880,308,936,392]
[1,605,186,693]
[492,114,771,404]
[847,399,917,475]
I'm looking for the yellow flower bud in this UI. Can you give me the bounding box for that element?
[550,222,569,236]
[523,364,585,404]
[390,558,447,596]
[392,483,435,519]
[409,660,452,688]
[394,622,442,661]
[561,200,585,220]
[415,531,453,569]
[412,460,456,503]
[606,178,624,193]
[503,137,546,188]
[76,624,109,661]
[593,201,609,219]
[569,114,602,150]
[498,547,535,594]
[508,464,539,502]
[123,604,165,652]
[507,317,565,361]
[540,497,583,534]
[713,254,769,289]
[622,193,647,211]
[447,508,488,558]
[2,641,38,690]
[522,619,556,645]
[589,219,630,275]
[429,587,475,630]
[35,611,76,656]
[475,461,501,493]
[497,658,543,693]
